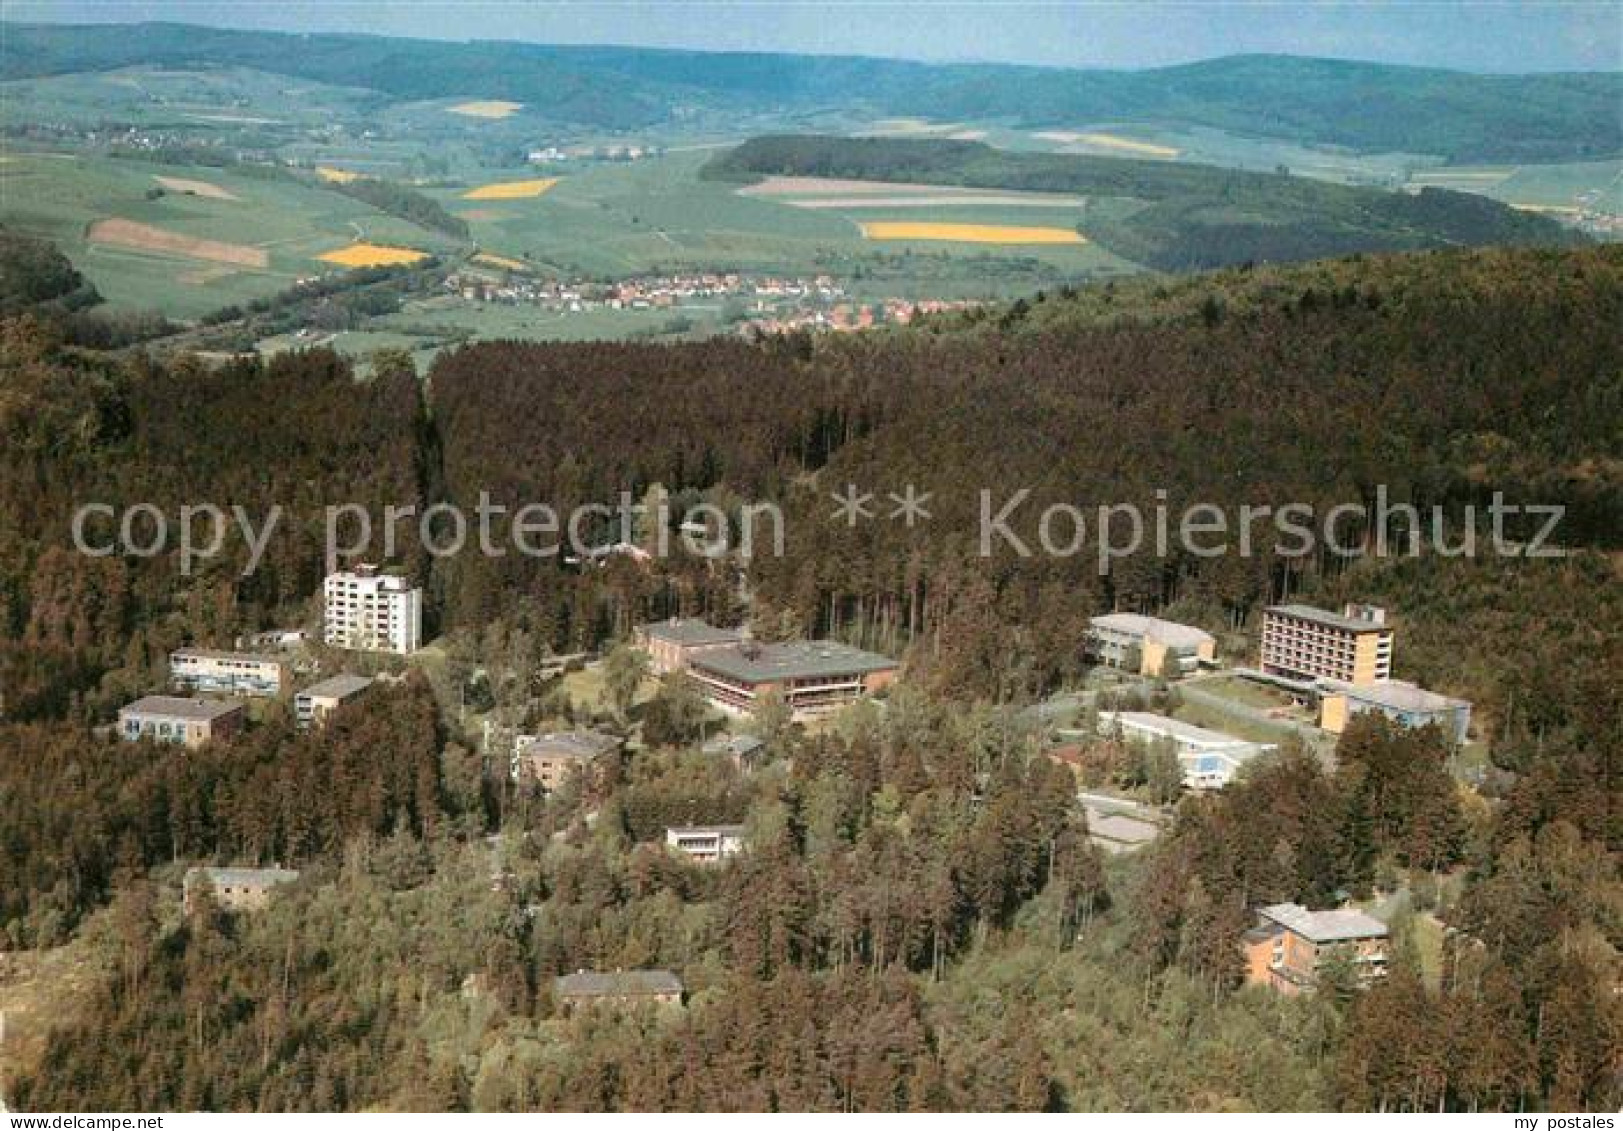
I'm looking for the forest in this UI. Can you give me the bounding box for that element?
[0,244,1617,1110]
[707,136,1585,269]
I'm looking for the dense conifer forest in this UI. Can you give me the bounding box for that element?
[0,245,1617,1110]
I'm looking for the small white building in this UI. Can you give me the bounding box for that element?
[664,824,745,863]
[1097,710,1274,790]
[323,565,421,655]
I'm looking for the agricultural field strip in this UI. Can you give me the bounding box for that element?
[739,175,1082,202]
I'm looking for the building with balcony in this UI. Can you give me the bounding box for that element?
[1242,902,1389,995]
[118,696,245,749]
[665,824,745,863]
[1260,603,1392,686]
[323,565,421,655]
[686,640,898,721]
[170,648,286,698]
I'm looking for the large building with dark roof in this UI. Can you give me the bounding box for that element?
[686,640,898,720]
[633,618,745,674]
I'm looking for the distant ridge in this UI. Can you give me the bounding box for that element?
[3,21,1619,162]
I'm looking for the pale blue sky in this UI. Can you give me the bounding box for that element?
[6,1,1621,71]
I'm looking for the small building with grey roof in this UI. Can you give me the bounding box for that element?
[295,673,375,729]
[183,865,300,913]
[555,969,684,1011]
[513,730,621,790]
[1244,902,1389,995]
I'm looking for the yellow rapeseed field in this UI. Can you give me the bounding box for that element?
[316,166,361,184]
[448,100,523,119]
[318,243,430,267]
[859,221,1086,244]
[461,178,560,201]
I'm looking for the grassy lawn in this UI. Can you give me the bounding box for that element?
[1172,698,1297,744]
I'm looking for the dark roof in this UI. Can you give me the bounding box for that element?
[689,640,898,684]
[555,969,683,998]
[639,618,744,647]
[120,696,243,722]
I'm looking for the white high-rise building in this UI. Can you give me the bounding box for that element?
[323,565,421,655]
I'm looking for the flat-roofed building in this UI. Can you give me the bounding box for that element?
[687,640,898,720]
[555,969,683,1012]
[323,564,421,655]
[119,696,245,748]
[1260,603,1392,686]
[701,732,765,770]
[633,618,745,674]
[295,674,374,729]
[1242,902,1389,995]
[1097,710,1274,790]
[170,648,286,698]
[1319,679,1472,745]
[513,730,620,791]
[1089,612,1216,677]
[183,866,300,914]
[665,824,745,863]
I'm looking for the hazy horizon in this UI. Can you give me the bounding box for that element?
[6,1,1620,73]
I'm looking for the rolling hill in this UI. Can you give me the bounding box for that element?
[4,21,1620,163]
[707,135,1586,270]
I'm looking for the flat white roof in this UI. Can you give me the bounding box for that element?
[1261,902,1388,943]
[1327,678,1470,713]
[1099,710,1257,750]
[1090,612,1214,650]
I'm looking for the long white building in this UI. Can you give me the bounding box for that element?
[323,565,421,655]
[1097,710,1275,790]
